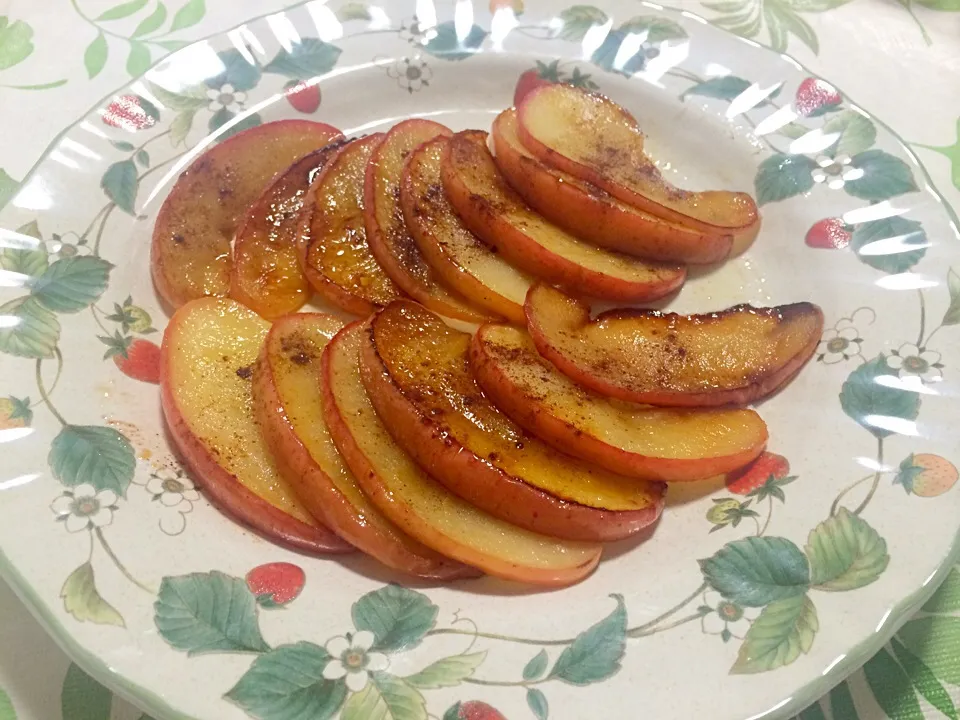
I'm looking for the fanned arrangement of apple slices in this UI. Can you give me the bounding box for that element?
[153,84,823,588]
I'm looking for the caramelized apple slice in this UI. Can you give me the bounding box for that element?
[442,131,686,302]
[232,140,346,319]
[492,110,732,264]
[360,300,664,542]
[160,298,351,554]
[299,134,402,315]
[525,283,824,407]
[322,322,601,586]
[472,323,768,481]
[517,84,760,238]
[153,120,343,307]
[402,136,533,324]
[364,120,489,322]
[254,313,471,580]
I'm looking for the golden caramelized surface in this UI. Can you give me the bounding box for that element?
[152,121,342,307]
[301,135,402,312]
[163,298,317,524]
[369,301,662,511]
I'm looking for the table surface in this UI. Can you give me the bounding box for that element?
[0,1,958,719]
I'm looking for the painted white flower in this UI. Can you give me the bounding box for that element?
[50,484,118,533]
[43,237,91,260]
[887,343,943,383]
[811,153,862,190]
[146,467,200,507]
[207,83,247,113]
[386,57,433,94]
[700,591,758,642]
[322,631,389,691]
[816,325,862,365]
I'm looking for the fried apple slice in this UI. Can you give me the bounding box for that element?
[360,300,664,542]
[402,137,533,324]
[153,120,343,307]
[160,297,351,554]
[442,131,686,302]
[299,134,402,315]
[472,323,768,480]
[525,283,824,407]
[254,313,471,580]
[322,322,601,586]
[232,140,346,319]
[492,110,732,264]
[517,84,760,240]
[364,120,489,322]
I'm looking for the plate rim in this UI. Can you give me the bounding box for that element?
[1,2,958,719]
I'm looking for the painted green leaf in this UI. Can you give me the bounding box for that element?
[829,681,859,720]
[169,0,205,31]
[225,642,346,720]
[915,118,959,192]
[352,584,438,653]
[32,257,111,313]
[170,109,196,146]
[915,0,960,8]
[891,637,958,720]
[337,3,372,21]
[899,616,960,685]
[754,154,817,205]
[731,595,818,673]
[147,82,208,111]
[341,674,426,720]
[404,652,485,689]
[778,122,812,139]
[923,567,960,612]
[763,5,788,52]
[702,0,750,11]
[49,425,135,495]
[0,225,48,278]
[132,2,167,36]
[797,701,827,720]
[0,296,60,358]
[681,76,751,101]
[61,662,114,720]
[850,216,927,274]
[523,649,549,680]
[155,572,269,655]
[863,648,923,720]
[263,38,342,79]
[589,29,645,75]
[699,536,810,607]
[101,160,139,215]
[422,22,488,61]
[557,6,609,40]
[111,140,136,152]
[527,688,549,720]
[0,168,19,210]
[206,48,261,92]
[784,0,856,9]
[840,355,921,437]
[823,110,877,157]
[618,16,688,42]
[84,32,109,79]
[95,0,148,21]
[0,19,33,70]
[845,149,919,201]
[0,686,14,720]
[209,108,262,139]
[942,269,960,326]
[126,41,152,77]
[550,594,626,684]
[770,3,818,54]
[805,508,889,590]
[135,149,150,167]
[156,39,187,51]
[61,563,125,627]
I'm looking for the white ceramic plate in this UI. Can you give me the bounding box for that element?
[1,2,959,719]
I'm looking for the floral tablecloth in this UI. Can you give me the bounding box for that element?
[0,1,958,718]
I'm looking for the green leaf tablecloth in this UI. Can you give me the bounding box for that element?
[0,0,958,718]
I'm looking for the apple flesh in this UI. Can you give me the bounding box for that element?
[152,120,343,308]
[471,323,769,481]
[321,321,602,586]
[525,283,824,407]
[159,297,351,554]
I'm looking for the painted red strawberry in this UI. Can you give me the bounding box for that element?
[490,0,524,13]
[246,562,306,608]
[101,94,158,131]
[795,78,842,117]
[806,218,852,249]
[108,337,161,384]
[444,701,507,720]
[726,452,790,495]
[284,80,322,114]
[0,396,32,430]
[895,454,959,498]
